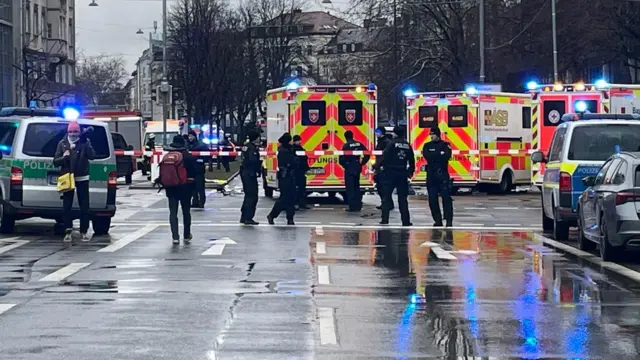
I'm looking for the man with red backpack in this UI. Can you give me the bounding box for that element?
[156,135,197,244]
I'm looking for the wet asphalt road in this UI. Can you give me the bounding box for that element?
[1,178,640,359]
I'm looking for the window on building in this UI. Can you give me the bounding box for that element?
[351,44,355,52]
[306,45,312,56]
[33,5,39,36]
[25,4,31,34]
[47,23,52,38]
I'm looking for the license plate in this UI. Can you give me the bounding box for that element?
[48,175,58,185]
[308,167,325,175]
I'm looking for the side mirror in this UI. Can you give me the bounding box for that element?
[531,151,546,164]
[582,176,595,187]
[126,145,134,151]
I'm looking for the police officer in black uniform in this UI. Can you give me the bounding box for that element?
[239,131,262,225]
[373,126,392,210]
[292,135,310,210]
[267,133,297,225]
[422,127,453,227]
[338,130,370,212]
[380,126,414,226]
[187,130,209,208]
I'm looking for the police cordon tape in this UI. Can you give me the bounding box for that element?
[114,149,537,157]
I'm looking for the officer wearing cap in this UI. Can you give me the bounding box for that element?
[267,133,297,225]
[373,126,392,210]
[380,126,414,226]
[239,131,262,225]
[292,135,310,210]
[338,130,370,212]
[422,126,453,227]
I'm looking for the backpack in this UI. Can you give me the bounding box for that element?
[159,151,187,187]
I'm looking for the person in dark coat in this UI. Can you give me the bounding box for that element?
[338,130,370,212]
[163,135,197,244]
[373,126,392,210]
[53,121,96,242]
[292,135,310,210]
[267,133,297,225]
[380,126,415,226]
[239,131,262,225]
[187,130,209,208]
[422,126,453,227]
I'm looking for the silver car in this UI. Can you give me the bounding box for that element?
[577,152,640,261]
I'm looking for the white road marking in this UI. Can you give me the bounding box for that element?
[330,222,357,226]
[39,263,91,282]
[459,223,484,226]
[495,207,518,210]
[97,224,158,253]
[222,220,237,223]
[464,207,487,210]
[318,307,338,345]
[110,222,540,231]
[296,221,322,225]
[533,234,640,282]
[316,242,326,254]
[0,238,29,255]
[315,226,324,235]
[312,208,336,211]
[0,304,16,315]
[496,223,521,226]
[431,247,457,260]
[318,265,331,284]
[524,207,540,210]
[202,237,237,256]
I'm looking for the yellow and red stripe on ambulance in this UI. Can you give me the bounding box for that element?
[527,82,607,186]
[407,91,532,192]
[264,84,376,193]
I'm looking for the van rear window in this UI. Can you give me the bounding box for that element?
[338,101,363,126]
[0,122,17,154]
[448,105,468,127]
[568,124,640,161]
[23,123,110,159]
[301,101,326,126]
[418,106,437,128]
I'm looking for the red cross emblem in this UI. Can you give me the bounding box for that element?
[345,109,356,123]
[309,110,319,123]
[548,110,560,124]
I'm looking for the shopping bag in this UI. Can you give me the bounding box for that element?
[57,172,76,193]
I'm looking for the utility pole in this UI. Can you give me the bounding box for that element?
[161,0,169,141]
[393,0,398,123]
[551,0,558,82]
[479,0,485,83]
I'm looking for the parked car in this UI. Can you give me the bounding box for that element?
[577,152,640,261]
[111,132,135,184]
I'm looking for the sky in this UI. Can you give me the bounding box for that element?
[76,0,352,75]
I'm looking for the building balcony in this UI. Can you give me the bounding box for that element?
[45,38,68,59]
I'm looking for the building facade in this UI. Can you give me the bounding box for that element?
[14,0,76,107]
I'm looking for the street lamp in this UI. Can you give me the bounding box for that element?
[322,0,332,3]
[89,0,98,6]
[136,28,144,34]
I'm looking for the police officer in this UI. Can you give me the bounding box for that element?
[338,130,370,212]
[239,131,262,225]
[292,135,310,210]
[373,126,392,210]
[380,126,414,226]
[187,130,208,208]
[267,133,297,225]
[143,133,155,179]
[219,133,232,172]
[422,127,453,227]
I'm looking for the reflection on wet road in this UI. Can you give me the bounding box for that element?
[313,229,640,359]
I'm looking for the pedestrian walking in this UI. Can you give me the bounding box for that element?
[187,130,208,208]
[54,121,96,242]
[373,126,392,210]
[292,135,310,210]
[143,133,155,178]
[157,135,197,244]
[422,127,453,227]
[267,133,297,225]
[380,126,414,226]
[239,131,262,225]
[338,130,370,212]
[219,134,232,172]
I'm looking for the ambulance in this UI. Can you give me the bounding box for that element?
[82,110,144,150]
[263,83,377,198]
[405,88,532,193]
[602,83,640,115]
[143,119,187,149]
[525,81,607,187]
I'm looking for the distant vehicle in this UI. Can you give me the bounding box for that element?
[143,120,186,148]
[532,112,640,241]
[111,132,135,184]
[577,152,640,261]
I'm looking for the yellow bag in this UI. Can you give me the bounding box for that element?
[57,173,76,193]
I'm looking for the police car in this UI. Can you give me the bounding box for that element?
[531,111,640,241]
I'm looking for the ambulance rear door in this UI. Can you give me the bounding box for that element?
[408,95,438,183]
[439,94,477,185]
[332,88,376,187]
[610,87,640,115]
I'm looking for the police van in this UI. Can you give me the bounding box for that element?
[531,112,640,241]
[0,107,117,234]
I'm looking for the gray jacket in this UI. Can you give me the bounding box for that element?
[53,136,96,179]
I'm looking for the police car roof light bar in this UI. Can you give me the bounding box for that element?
[561,113,640,122]
[0,107,60,117]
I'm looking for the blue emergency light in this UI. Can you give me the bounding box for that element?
[526,81,539,90]
[561,113,640,122]
[574,101,588,113]
[403,89,414,97]
[62,107,80,120]
[465,86,478,95]
[594,79,609,89]
[368,82,376,91]
[286,81,299,90]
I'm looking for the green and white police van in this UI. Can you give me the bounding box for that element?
[0,107,117,234]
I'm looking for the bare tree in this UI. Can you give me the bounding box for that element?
[75,56,128,106]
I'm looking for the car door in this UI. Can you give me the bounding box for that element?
[582,159,613,237]
[594,159,622,235]
[542,126,567,219]
[603,159,628,229]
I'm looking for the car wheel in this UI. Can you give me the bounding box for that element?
[0,202,15,234]
[499,170,513,194]
[577,207,596,251]
[541,195,554,233]
[92,217,112,236]
[599,216,620,261]
[553,207,570,241]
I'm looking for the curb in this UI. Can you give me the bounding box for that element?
[128,171,239,190]
[533,233,640,282]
